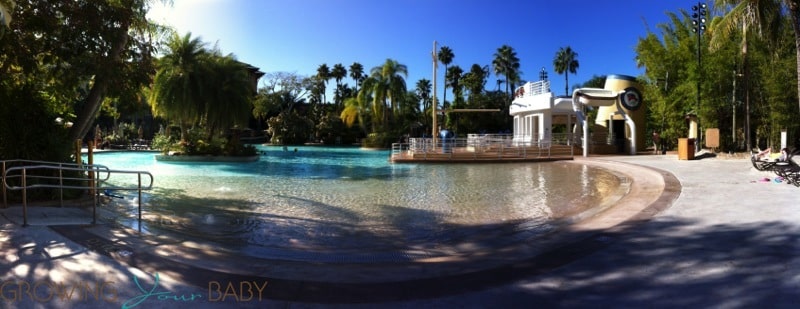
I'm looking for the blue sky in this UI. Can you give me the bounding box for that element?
[148,0,696,100]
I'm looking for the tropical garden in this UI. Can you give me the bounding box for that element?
[637,0,800,152]
[1,0,800,164]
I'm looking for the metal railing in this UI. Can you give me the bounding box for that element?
[514,80,551,98]
[391,133,575,161]
[2,160,153,226]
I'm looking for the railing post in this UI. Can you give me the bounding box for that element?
[2,161,6,209]
[22,168,28,227]
[138,173,143,222]
[58,164,63,207]
[92,166,97,225]
[88,140,94,196]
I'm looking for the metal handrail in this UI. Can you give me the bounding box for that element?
[2,160,112,209]
[2,161,153,226]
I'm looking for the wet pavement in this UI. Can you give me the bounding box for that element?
[1,153,799,308]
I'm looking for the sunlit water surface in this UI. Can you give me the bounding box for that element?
[87,146,626,259]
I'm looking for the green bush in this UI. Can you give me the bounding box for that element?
[151,128,254,156]
[363,133,396,148]
[151,133,175,154]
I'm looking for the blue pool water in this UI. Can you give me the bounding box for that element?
[87,146,626,259]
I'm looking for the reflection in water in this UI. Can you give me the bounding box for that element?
[90,147,626,257]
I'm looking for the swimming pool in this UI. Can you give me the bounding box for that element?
[87,146,627,261]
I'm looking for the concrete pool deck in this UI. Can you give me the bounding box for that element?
[2,154,799,307]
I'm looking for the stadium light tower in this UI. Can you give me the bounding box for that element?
[691,2,707,151]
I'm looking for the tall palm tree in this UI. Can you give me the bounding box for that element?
[463,64,490,100]
[492,45,521,99]
[415,78,432,134]
[446,65,464,107]
[710,0,782,151]
[331,63,347,107]
[340,96,369,134]
[360,59,408,130]
[316,63,330,103]
[438,46,454,107]
[349,62,364,93]
[149,32,208,141]
[415,78,432,113]
[203,54,254,140]
[553,46,580,96]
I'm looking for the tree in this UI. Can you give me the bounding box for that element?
[360,59,408,131]
[492,45,521,99]
[68,0,158,142]
[415,78,432,113]
[340,96,370,134]
[203,53,254,140]
[446,65,464,107]
[781,0,800,114]
[438,45,454,107]
[0,0,161,146]
[349,62,364,93]
[710,0,783,151]
[316,63,330,103]
[553,46,580,96]
[462,64,490,101]
[149,32,208,141]
[331,63,347,107]
[253,73,309,119]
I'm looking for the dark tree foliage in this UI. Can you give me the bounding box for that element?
[0,0,155,160]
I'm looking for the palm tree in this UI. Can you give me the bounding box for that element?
[492,45,521,99]
[710,0,782,152]
[438,46,454,107]
[316,63,330,103]
[149,32,208,141]
[331,63,347,107]
[463,64,490,100]
[203,54,254,140]
[553,46,580,96]
[360,59,408,130]
[415,78,432,113]
[340,96,369,134]
[349,62,364,93]
[446,65,464,107]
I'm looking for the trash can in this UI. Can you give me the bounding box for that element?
[440,130,454,153]
[678,138,695,160]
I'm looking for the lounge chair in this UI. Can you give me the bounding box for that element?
[751,154,778,171]
[775,165,800,187]
[771,148,800,187]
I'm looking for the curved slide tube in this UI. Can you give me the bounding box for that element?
[572,88,636,156]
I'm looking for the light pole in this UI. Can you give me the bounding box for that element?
[691,2,707,152]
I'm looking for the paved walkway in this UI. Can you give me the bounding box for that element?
[1,154,799,308]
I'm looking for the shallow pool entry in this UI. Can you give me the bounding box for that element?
[89,146,627,261]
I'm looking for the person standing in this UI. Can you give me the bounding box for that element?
[652,131,661,154]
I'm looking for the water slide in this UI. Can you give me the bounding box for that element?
[572,88,637,156]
